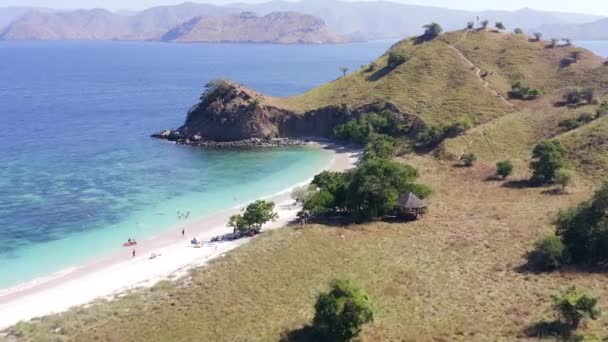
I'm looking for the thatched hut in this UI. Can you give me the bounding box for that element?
[397,192,426,219]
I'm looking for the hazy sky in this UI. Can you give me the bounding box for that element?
[1,0,607,15]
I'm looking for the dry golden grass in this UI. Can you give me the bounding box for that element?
[7,156,608,342]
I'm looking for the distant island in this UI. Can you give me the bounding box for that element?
[161,12,344,44]
[0,9,344,44]
[1,1,605,42]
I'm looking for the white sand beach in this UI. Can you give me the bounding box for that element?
[0,144,360,330]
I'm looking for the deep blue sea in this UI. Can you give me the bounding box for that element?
[0,40,395,288]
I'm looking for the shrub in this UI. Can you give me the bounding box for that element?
[303,190,336,216]
[387,51,408,69]
[552,287,599,330]
[444,116,473,137]
[509,82,542,100]
[555,168,575,192]
[558,118,580,131]
[334,119,373,144]
[533,32,542,41]
[563,38,572,46]
[527,235,567,271]
[421,22,443,41]
[530,140,566,185]
[313,279,374,341]
[514,28,524,34]
[363,134,397,160]
[415,126,446,148]
[466,21,474,29]
[460,153,477,167]
[495,22,505,30]
[555,182,608,264]
[577,112,595,123]
[597,101,608,117]
[480,20,489,29]
[548,38,559,48]
[496,160,513,179]
[563,88,595,106]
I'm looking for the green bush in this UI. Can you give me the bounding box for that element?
[555,168,575,192]
[514,28,524,34]
[415,126,446,148]
[556,182,608,264]
[421,22,443,41]
[597,101,608,117]
[444,116,473,138]
[530,140,566,185]
[466,21,474,29]
[563,88,596,106]
[527,235,567,271]
[552,287,599,330]
[460,153,477,167]
[508,82,542,100]
[305,159,430,221]
[228,200,278,235]
[313,279,374,341]
[558,118,580,131]
[363,134,397,160]
[495,22,505,30]
[387,51,409,69]
[496,160,513,179]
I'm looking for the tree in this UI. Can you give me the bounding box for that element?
[444,116,473,137]
[466,21,475,29]
[480,20,489,29]
[496,160,513,179]
[555,182,608,264]
[527,235,567,271]
[495,22,505,31]
[387,51,408,69]
[313,279,374,341]
[421,22,443,40]
[530,140,566,185]
[363,134,397,160]
[340,66,349,77]
[563,38,572,46]
[533,32,543,41]
[552,287,599,330]
[508,82,542,100]
[555,168,575,192]
[548,38,559,48]
[228,214,249,234]
[558,118,580,132]
[514,28,524,34]
[460,153,477,167]
[242,200,278,230]
[570,51,582,61]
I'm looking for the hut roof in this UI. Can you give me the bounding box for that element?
[397,192,426,209]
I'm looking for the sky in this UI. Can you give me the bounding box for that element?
[0,0,606,16]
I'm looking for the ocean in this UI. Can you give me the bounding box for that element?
[0,40,394,289]
[577,40,608,57]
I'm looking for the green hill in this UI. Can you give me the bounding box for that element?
[6,28,608,341]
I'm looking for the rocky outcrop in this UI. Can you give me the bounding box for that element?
[153,80,424,147]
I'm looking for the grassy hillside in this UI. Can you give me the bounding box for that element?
[5,29,608,341]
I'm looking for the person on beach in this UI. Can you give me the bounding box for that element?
[132,249,136,258]
[182,228,185,237]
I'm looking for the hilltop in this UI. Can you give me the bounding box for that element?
[165,28,608,176]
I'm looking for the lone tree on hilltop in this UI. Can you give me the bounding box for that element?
[533,32,542,41]
[421,22,443,41]
[548,38,559,48]
[495,22,506,31]
[563,38,572,46]
[313,279,374,341]
[514,28,523,34]
[480,20,489,29]
[530,140,566,185]
[387,51,408,69]
[466,21,474,29]
[340,66,349,77]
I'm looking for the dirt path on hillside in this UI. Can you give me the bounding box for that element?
[444,31,515,109]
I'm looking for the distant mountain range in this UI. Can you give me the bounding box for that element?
[0,0,605,42]
[534,18,608,40]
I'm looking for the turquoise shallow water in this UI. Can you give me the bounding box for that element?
[0,40,395,289]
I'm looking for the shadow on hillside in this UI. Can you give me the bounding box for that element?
[366,66,393,81]
[280,326,328,342]
[501,179,532,189]
[523,320,573,339]
[541,188,567,196]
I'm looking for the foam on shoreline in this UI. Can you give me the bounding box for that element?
[0,143,360,330]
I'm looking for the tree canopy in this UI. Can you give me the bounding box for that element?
[228,200,278,235]
[530,140,566,185]
[313,279,374,341]
[421,22,443,41]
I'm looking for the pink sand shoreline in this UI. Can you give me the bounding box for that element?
[0,143,360,329]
